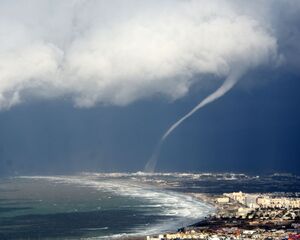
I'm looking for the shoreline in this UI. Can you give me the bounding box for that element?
[145,191,300,240]
[112,192,215,240]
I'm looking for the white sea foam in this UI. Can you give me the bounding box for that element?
[79,171,250,180]
[19,174,214,238]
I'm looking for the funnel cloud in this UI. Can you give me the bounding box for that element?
[144,70,242,172]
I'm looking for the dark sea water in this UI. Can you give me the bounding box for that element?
[0,172,299,239]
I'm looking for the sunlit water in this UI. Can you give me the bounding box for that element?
[0,174,213,239]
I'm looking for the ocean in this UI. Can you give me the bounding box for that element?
[0,172,299,239]
[0,173,213,239]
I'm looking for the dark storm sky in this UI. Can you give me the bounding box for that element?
[0,68,299,175]
[0,1,300,175]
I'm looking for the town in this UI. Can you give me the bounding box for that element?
[146,192,300,240]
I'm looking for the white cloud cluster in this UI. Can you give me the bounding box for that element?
[0,0,281,109]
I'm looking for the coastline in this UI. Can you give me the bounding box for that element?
[105,185,216,240]
[113,192,216,240]
[144,191,300,240]
[2,173,299,240]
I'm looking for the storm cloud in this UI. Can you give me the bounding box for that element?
[0,0,289,110]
